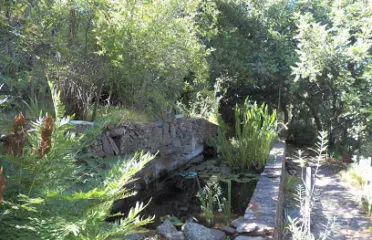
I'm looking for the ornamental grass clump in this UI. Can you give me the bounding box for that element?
[218,98,277,171]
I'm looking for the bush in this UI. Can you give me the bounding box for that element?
[217,98,277,171]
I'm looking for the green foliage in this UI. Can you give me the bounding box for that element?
[177,79,224,124]
[197,176,222,227]
[290,0,372,153]
[209,0,295,123]
[218,99,277,171]
[93,106,155,126]
[216,118,234,165]
[0,0,219,120]
[0,85,155,239]
[92,0,215,116]
[221,179,232,225]
[285,174,301,201]
[340,156,372,216]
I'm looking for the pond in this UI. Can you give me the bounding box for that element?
[113,158,258,229]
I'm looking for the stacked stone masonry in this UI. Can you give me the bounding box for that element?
[90,118,218,185]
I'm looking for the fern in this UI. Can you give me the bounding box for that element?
[48,80,66,120]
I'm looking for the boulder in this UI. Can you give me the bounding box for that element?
[101,136,114,155]
[234,236,265,240]
[157,220,184,240]
[108,136,120,155]
[124,233,145,240]
[109,127,125,137]
[236,222,259,233]
[183,223,225,240]
[218,226,236,235]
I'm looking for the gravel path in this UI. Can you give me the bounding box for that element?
[311,165,372,240]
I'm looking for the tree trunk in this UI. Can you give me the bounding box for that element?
[295,93,323,131]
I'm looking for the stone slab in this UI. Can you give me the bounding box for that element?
[240,142,285,238]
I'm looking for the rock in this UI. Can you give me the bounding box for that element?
[234,236,265,240]
[109,127,125,137]
[244,209,257,220]
[231,217,247,228]
[170,125,177,138]
[162,124,172,145]
[183,222,226,240]
[172,137,182,147]
[236,222,259,233]
[218,226,235,235]
[157,220,184,240]
[108,136,120,155]
[124,233,146,240]
[101,136,114,155]
[231,218,273,235]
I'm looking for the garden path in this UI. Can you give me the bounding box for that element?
[312,165,372,240]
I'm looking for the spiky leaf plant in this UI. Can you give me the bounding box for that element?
[218,98,277,171]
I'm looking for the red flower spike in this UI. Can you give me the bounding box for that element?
[37,115,54,158]
[0,167,6,204]
[13,112,26,133]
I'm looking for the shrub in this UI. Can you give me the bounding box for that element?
[218,98,277,171]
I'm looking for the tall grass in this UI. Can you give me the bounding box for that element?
[340,156,372,217]
[218,98,277,171]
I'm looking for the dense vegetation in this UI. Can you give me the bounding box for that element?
[0,0,371,238]
[1,0,370,155]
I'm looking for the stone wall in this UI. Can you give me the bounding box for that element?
[230,142,287,239]
[90,118,218,185]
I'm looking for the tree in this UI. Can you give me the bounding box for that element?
[291,0,372,153]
